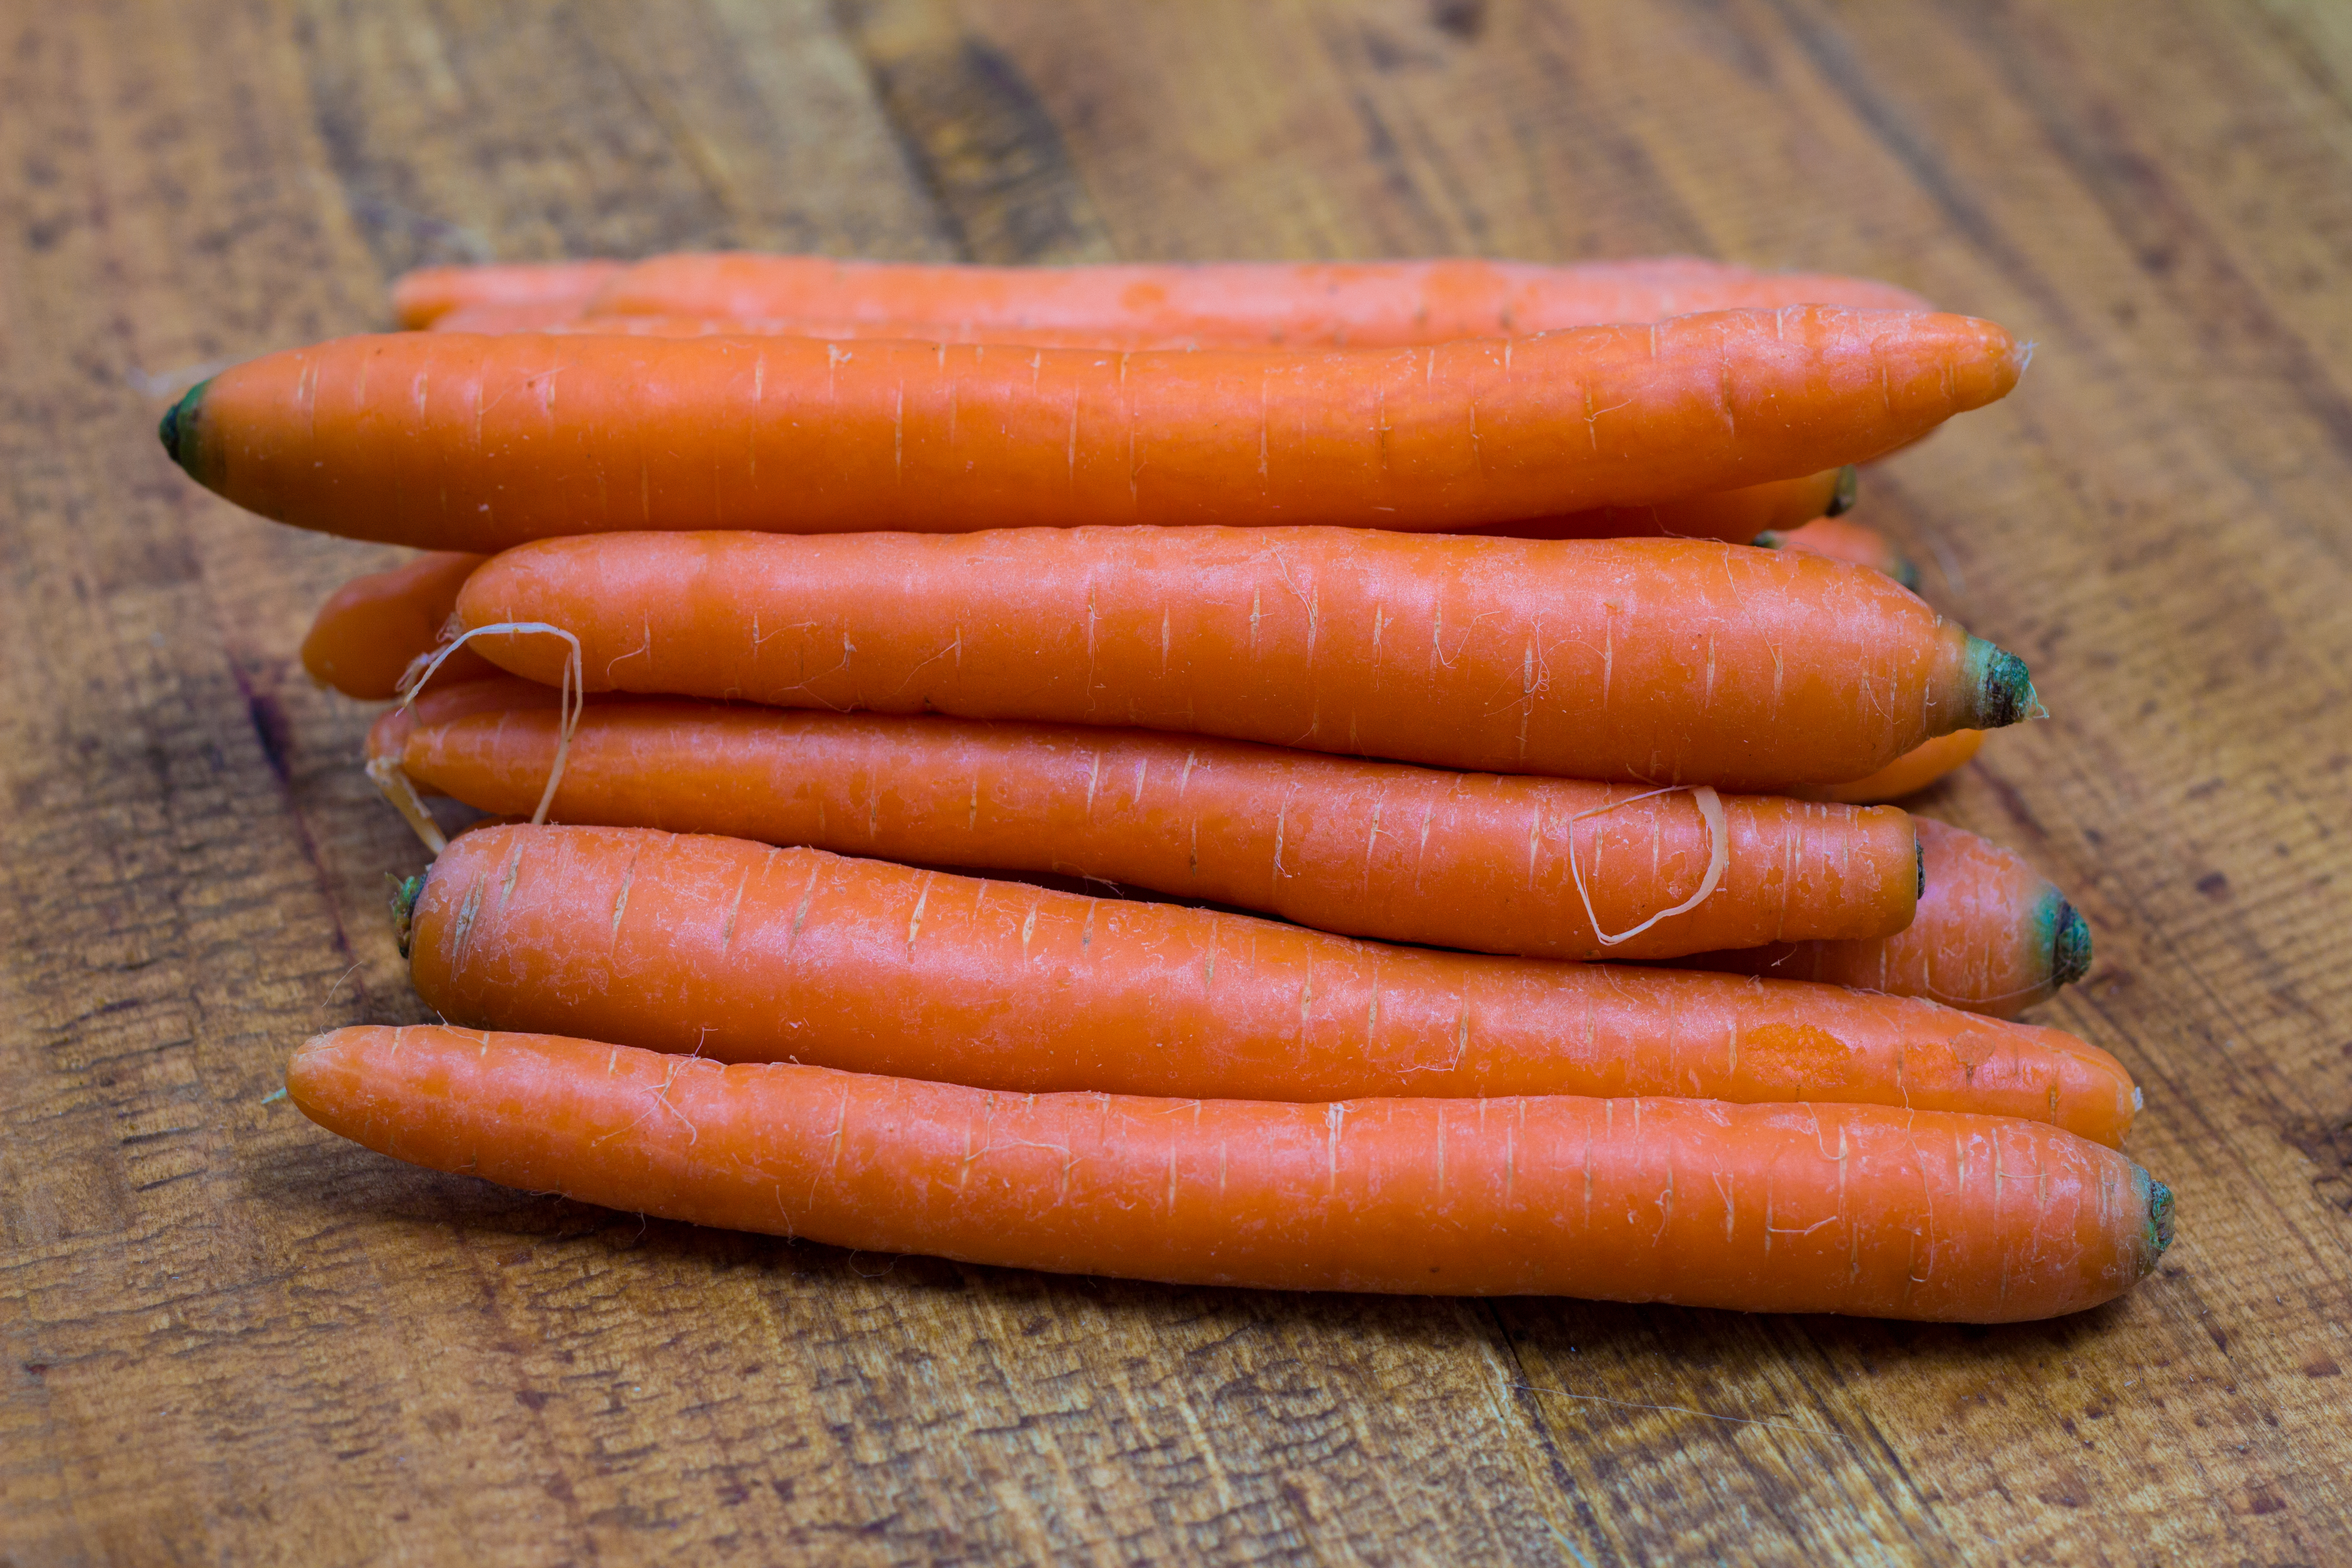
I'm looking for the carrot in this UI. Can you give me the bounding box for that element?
[1798,729,1984,805]
[398,822,2137,1142]
[451,528,2035,791]
[1675,818,2089,1018]
[1487,467,1852,544]
[364,313,1846,542]
[288,1024,2169,1319]
[157,307,2022,546]
[299,551,493,701]
[426,299,591,333]
[1757,514,1919,588]
[583,254,1935,343]
[374,674,1920,960]
[390,260,623,329]
[534,313,1331,349]
[1749,521,1973,804]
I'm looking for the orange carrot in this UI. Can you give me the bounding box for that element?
[374,674,1920,960]
[299,552,492,701]
[390,261,623,328]
[1751,518,1975,804]
[451,529,2034,791]
[158,307,2021,546]
[1799,729,1984,805]
[1676,818,2088,1018]
[289,1024,2170,1319]
[426,299,590,333]
[583,254,1934,343]
[398,823,2137,1143]
[535,312,1330,349]
[1487,467,1851,544]
[1757,514,1919,587]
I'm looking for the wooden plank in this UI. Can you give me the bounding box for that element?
[839,0,1119,264]
[4,0,2349,1563]
[292,0,953,289]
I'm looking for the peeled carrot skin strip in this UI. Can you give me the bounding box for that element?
[390,261,623,328]
[1675,818,2089,1019]
[584,254,1935,342]
[299,551,491,701]
[455,528,2024,792]
[289,1025,2165,1321]
[389,680,1919,959]
[161,307,2019,546]
[407,824,2136,1146]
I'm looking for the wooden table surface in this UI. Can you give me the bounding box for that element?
[6,2,2350,1562]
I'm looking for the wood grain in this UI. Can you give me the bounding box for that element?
[3,1,2347,1563]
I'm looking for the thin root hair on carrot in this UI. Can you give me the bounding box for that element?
[1566,785,1727,946]
[367,754,449,856]
[397,621,585,829]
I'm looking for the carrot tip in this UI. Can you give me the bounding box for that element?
[390,872,423,960]
[1961,639,2038,730]
[1893,552,1923,593]
[158,386,189,466]
[2147,1179,2175,1261]
[160,377,214,480]
[2053,901,2092,987]
[1827,465,1859,517]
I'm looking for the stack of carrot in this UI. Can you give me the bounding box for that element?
[163,253,2167,1322]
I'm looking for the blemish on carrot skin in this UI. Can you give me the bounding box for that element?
[789,866,819,944]
[497,838,525,910]
[719,869,751,955]
[450,877,483,965]
[905,878,931,956]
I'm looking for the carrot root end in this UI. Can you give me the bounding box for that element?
[1962,639,2038,730]
[2146,1179,2175,1263]
[158,380,206,470]
[389,872,423,960]
[2053,902,2092,987]
[1827,465,1859,517]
